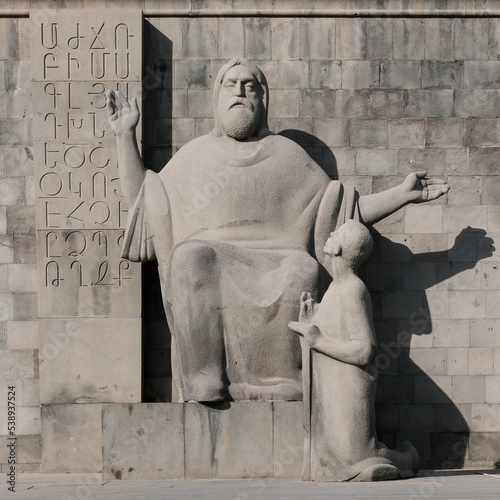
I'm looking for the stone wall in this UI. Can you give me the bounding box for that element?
[0,0,499,474]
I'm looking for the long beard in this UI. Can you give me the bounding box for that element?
[220,107,261,140]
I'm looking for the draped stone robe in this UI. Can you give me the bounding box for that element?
[122,132,359,401]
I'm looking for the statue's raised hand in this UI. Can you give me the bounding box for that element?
[106,90,139,136]
[298,292,316,323]
[403,170,449,203]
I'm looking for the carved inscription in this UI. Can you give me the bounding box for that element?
[33,10,142,317]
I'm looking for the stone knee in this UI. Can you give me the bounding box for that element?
[171,241,218,289]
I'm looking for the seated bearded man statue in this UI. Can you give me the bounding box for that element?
[106,58,449,402]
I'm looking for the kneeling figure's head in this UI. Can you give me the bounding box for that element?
[324,219,373,270]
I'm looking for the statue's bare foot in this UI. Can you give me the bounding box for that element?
[185,375,227,402]
[352,464,400,482]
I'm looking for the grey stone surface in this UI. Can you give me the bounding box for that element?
[41,403,101,473]
[184,402,273,479]
[39,318,141,404]
[102,403,184,480]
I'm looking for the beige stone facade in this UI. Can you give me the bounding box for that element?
[0,0,499,475]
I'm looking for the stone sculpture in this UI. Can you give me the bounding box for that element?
[106,58,449,403]
[289,220,419,481]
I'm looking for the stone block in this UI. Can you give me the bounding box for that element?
[414,375,452,404]
[8,263,36,293]
[102,403,184,479]
[185,402,273,479]
[495,348,500,375]
[453,18,489,61]
[468,432,500,461]
[377,233,411,262]
[455,90,500,118]
[22,378,40,407]
[0,235,13,264]
[0,348,35,381]
[336,18,366,60]
[445,148,469,176]
[482,176,500,205]
[271,19,299,60]
[430,432,469,464]
[425,19,453,61]
[182,17,218,59]
[39,317,141,404]
[366,262,402,292]
[486,291,500,319]
[6,205,34,235]
[485,377,500,403]
[0,206,6,235]
[278,60,309,89]
[398,404,435,432]
[380,61,421,90]
[171,117,195,147]
[195,118,214,137]
[469,348,494,376]
[425,119,463,148]
[435,404,470,432]
[371,91,403,118]
[0,322,6,349]
[465,118,500,146]
[349,119,388,148]
[245,18,271,59]
[465,61,500,89]
[470,404,500,432]
[31,10,142,82]
[312,118,348,148]
[16,434,41,464]
[300,18,335,60]
[342,60,379,90]
[446,176,481,206]
[174,60,210,89]
[336,90,370,117]
[41,404,101,473]
[405,205,443,234]
[447,348,469,376]
[470,319,500,347]
[449,291,485,319]
[451,376,485,404]
[37,229,141,318]
[436,262,483,292]
[187,89,212,118]
[394,19,425,60]
[0,292,14,321]
[13,292,37,320]
[0,119,31,146]
[0,19,19,60]
[381,376,414,404]
[2,146,34,177]
[401,262,436,291]
[218,17,245,59]
[0,176,24,206]
[443,205,487,233]
[273,402,303,478]
[13,234,36,264]
[403,90,454,118]
[354,148,397,176]
[422,61,463,89]
[299,89,336,118]
[403,348,447,376]
[310,60,341,90]
[366,18,392,59]
[382,291,423,320]
[333,148,355,176]
[4,61,30,90]
[7,321,38,350]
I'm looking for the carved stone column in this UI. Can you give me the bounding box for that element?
[32,9,142,472]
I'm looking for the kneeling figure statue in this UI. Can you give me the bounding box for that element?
[290,220,419,482]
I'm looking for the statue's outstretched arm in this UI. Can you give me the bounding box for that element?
[358,171,449,226]
[106,90,146,207]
